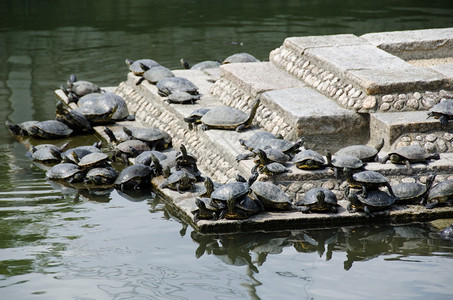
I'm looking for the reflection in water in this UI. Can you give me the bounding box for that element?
[191,223,453,273]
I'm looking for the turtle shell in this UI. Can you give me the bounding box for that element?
[250,181,292,210]
[126,59,160,75]
[190,60,221,70]
[200,106,249,129]
[123,127,168,146]
[334,144,380,162]
[85,167,118,185]
[300,187,337,206]
[331,154,363,169]
[100,93,130,121]
[143,65,174,84]
[260,162,288,175]
[167,91,200,104]
[55,101,93,133]
[358,190,395,208]
[156,77,199,96]
[134,150,167,165]
[293,149,325,169]
[427,180,453,204]
[114,164,153,186]
[77,152,109,169]
[352,171,388,184]
[429,99,453,116]
[28,120,73,139]
[388,145,432,162]
[393,182,427,202]
[62,145,102,164]
[222,53,260,64]
[184,108,211,124]
[163,170,197,190]
[211,181,249,202]
[239,132,279,150]
[255,148,289,164]
[115,140,151,156]
[46,163,84,181]
[31,147,62,164]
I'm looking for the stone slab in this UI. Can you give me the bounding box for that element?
[219,62,305,97]
[428,63,453,78]
[283,34,369,54]
[361,27,453,60]
[303,44,448,94]
[370,111,453,151]
[260,87,369,150]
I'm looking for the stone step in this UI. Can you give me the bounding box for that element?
[209,61,369,149]
[270,32,452,113]
[370,111,453,152]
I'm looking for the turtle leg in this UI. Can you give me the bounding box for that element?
[426,200,439,209]
[346,203,355,213]
[404,160,413,173]
[200,124,209,131]
[439,115,449,127]
[385,182,396,197]
[330,206,338,213]
[364,206,372,217]
[300,206,311,214]
[360,185,368,198]
[380,155,389,164]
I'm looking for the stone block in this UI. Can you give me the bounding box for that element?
[361,27,453,60]
[219,62,305,97]
[283,34,369,55]
[260,88,369,151]
[370,111,453,151]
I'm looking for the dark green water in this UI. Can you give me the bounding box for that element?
[1,0,453,298]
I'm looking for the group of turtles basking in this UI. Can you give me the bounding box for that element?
[191,129,453,222]
[5,52,453,224]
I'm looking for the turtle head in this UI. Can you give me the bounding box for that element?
[203,177,214,197]
[343,167,354,181]
[316,190,326,206]
[139,62,150,72]
[150,154,162,174]
[67,92,79,104]
[325,150,332,166]
[425,173,437,189]
[348,193,360,206]
[69,74,77,83]
[162,166,171,178]
[248,171,259,186]
[125,59,134,67]
[122,126,133,137]
[374,138,385,152]
[180,58,190,69]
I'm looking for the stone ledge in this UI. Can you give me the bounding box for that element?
[361,27,453,60]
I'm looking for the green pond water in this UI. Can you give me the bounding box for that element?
[1,0,453,299]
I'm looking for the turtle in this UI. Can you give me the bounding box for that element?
[425,179,453,209]
[125,58,160,76]
[249,181,297,211]
[156,77,199,97]
[180,58,221,70]
[5,120,40,136]
[380,145,440,171]
[192,197,223,222]
[239,146,290,164]
[392,173,437,205]
[175,144,199,175]
[326,151,364,178]
[165,90,201,104]
[295,187,338,213]
[252,149,290,176]
[183,108,211,129]
[222,53,260,64]
[63,74,101,98]
[29,146,62,164]
[114,163,154,191]
[239,132,282,151]
[136,64,175,85]
[122,126,171,150]
[76,92,102,107]
[199,98,260,132]
[27,120,73,139]
[211,173,258,205]
[46,163,85,183]
[334,138,384,162]
[240,135,304,160]
[292,149,327,170]
[84,167,119,185]
[344,168,395,198]
[347,191,396,217]
[235,194,265,217]
[55,100,93,133]
[61,143,102,164]
[111,139,151,164]
[74,152,110,170]
[160,169,197,193]
[74,97,118,124]
[427,99,453,126]
[218,189,249,220]
[134,150,167,166]
[99,92,133,121]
